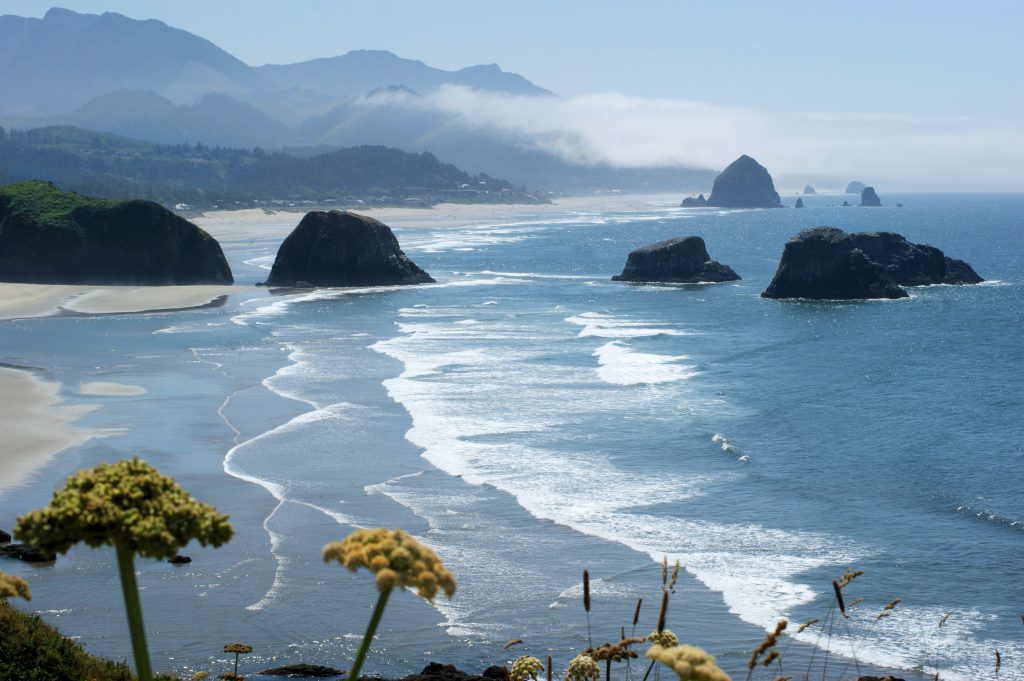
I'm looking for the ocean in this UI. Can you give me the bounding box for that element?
[0,193,1021,680]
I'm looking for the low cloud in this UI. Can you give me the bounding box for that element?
[363,86,1024,191]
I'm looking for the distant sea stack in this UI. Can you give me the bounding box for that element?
[612,236,740,284]
[795,198,805,208]
[860,186,881,206]
[762,227,983,299]
[680,194,708,207]
[265,210,434,287]
[0,181,232,285]
[845,181,867,194]
[706,155,781,208]
[761,227,907,300]
[803,185,817,195]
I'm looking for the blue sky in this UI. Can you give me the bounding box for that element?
[5,0,1021,120]
[3,1,1023,189]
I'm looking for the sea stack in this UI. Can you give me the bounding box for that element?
[845,181,867,194]
[803,185,817,195]
[706,155,782,208]
[795,198,805,208]
[860,186,882,206]
[680,193,708,207]
[612,236,740,284]
[265,210,434,287]
[0,181,233,285]
[848,232,983,285]
[761,227,907,300]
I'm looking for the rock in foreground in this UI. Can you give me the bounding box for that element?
[259,663,346,677]
[860,186,882,206]
[761,227,908,300]
[265,211,434,287]
[613,236,740,284]
[0,543,54,563]
[706,155,781,208]
[849,232,983,285]
[0,181,233,285]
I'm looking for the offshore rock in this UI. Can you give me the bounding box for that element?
[0,528,11,543]
[265,210,434,287]
[795,197,805,208]
[706,155,781,208]
[0,181,232,285]
[849,232,983,285]
[860,186,882,206]
[613,236,740,283]
[803,184,817,194]
[259,663,346,677]
[401,663,494,681]
[0,543,54,562]
[680,193,708,207]
[846,181,867,194]
[761,227,908,300]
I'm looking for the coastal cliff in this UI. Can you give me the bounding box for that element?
[0,181,232,285]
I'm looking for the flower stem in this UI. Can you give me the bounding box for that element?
[640,660,656,681]
[349,588,392,681]
[115,544,153,681]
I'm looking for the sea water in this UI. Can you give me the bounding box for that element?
[0,193,1020,680]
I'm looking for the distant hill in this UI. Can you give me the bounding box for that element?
[0,7,272,116]
[257,50,553,98]
[0,126,543,209]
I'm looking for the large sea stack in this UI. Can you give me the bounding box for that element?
[612,236,740,284]
[848,232,983,285]
[706,155,781,208]
[0,181,232,285]
[860,186,882,206]
[265,210,434,287]
[846,181,867,194]
[761,227,908,300]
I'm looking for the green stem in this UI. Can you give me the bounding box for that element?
[115,544,153,681]
[234,652,240,676]
[640,660,656,681]
[606,658,611,681]
[349,588,392,681]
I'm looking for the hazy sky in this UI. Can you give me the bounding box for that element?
[4,1,1023,189]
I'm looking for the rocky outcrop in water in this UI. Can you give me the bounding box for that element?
[680,193,707,207]
[259,663,347,677]
[804,185,817,195]
[860,186,881,206]
[0,528,10,543]
[795,198,805,208]
[846,181,866,194]
[848,232,983,285]
[612,236,740,283]
[706,155,781,208]
[0,181,233,285]
[761,228,907,299]
[265,211,434,288]
[0,543,53,562]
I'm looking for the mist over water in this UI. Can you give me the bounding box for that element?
[0,193,1021,680]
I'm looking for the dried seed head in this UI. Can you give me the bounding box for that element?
[191,673,210,681]
[832,581,847,618]
[795,618,819,634]
[939,613,951,627]
[669,560,681,591]
[504,639,523,650]
[656,589,669,633]
[223,643,252,654]
[633,597,643,627]
[661,557,668,586]
[510,656,545,681]
[0,572,31,601]
[322,528,455,601]
[646,644,731,681]
[547,656,553,681]
[883,599,901,611]
[583,570,591,613]
[761,650,780,667]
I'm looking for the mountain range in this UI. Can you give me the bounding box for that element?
[0,7,714,192]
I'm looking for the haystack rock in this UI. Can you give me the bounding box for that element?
[846,181,867,194]
[680,193,708,207]
[0,181,232,285]
[804,185,817,195]
[761,227,907,300]
[706,155,781,208]
[265,210,434,287]
[849,232,983,285]
[860,186,882,206]
[612,236,740,284]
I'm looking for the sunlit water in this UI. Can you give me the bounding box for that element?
[1,193,1021,680]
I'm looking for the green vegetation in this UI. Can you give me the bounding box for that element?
[0,126,545,210]
[0,179,118,229]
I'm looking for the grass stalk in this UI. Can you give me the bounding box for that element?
[349,587,392,681]
[115,544,153,681]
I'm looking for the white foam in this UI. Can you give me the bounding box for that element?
[243,255,276,270]
[565,311,693,338]
[593,341,698,385]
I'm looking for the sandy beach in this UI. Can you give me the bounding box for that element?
[0,283,246,322]
[0,367,99,493]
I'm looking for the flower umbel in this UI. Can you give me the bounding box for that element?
[0,571,31,600]
[566,654,600,681]
[511,656,545,681]
[646,644,731,681]
[647,629,679,648]
[322,528,456,601]
[15,456,233,559]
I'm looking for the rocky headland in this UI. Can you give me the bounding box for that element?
[0,181,233,285]
[265,210,434,287]
[612,236,740,283]
[705,155,782,208]
[762,227,983,299]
